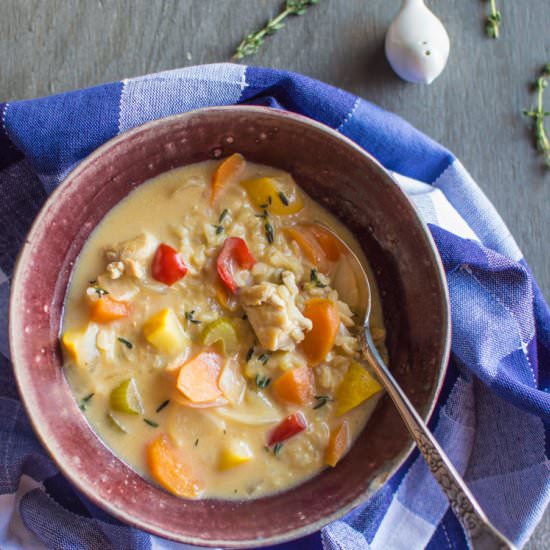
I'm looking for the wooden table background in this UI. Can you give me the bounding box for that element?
[1,0,548,547]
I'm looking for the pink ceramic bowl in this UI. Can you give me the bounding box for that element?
[9,106,450,547]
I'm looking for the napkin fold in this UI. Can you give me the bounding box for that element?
[0,64,548,550]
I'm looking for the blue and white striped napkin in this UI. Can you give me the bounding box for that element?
[1,64,548,550]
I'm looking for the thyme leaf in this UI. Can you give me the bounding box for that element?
[155,399,170,413]
[313,395,332,410]
[255,209,269,219]
[79,392,95,411]
[93,286,109,298]
[255,374,271,389]
[310,268,327,288]
[485,0,501,39]
[117,337,133,349]
[212,208,229,235]
[219,208,229,223]
[278,191,289,206]
[273,442,283,456]
[185,310,201,324]
[143,418,159,428]
[265,222,275,244]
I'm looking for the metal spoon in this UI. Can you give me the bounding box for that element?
[324,226,516,550]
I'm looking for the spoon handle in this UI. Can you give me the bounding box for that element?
[361,330,517,550]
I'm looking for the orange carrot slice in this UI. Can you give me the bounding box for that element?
[307,224,347,262]
[284,224,346,271]
[272,366,314,405]
[176,350,224,403]
[300,298,340,365]
[89,296,129,323]
[325,421,351,467]
[283,226,329,272]
[147,435,201,498]
[210,153,246,205]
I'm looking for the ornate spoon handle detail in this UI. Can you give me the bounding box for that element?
[361,329,516,550]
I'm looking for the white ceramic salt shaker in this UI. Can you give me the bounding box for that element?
[385,0,450,84]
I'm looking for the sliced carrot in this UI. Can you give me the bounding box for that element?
[325,421,351,467]
[272,366,314,405]
[210,153,246,205]
[307,224,347,262]
[283,226,329,272]
[284,224,346,271]
[89,296,129,323]
[176,350,224,403]
[146,435,202,498]
[300,298,340,365]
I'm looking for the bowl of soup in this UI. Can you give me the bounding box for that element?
[10,106,450,546]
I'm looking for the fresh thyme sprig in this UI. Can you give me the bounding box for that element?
[233,0,321,60]
[485,0,501,39]
[523,64,550,169]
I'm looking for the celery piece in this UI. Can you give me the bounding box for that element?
[109,378,144,415]
[107,412,128,433]
[202,318,239,354]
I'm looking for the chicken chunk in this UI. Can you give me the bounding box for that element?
[240,271,312,352]
[105,261,124,280]
[103,233,157,279]
[97,274,139,301]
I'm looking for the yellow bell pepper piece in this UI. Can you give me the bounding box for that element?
[218,440,254,470]
[61,331,79,361]
[242,177,304,215]
[335,361,382,416]
[143,308,189,354]
[60,324,99,367]
[201,317,239,354]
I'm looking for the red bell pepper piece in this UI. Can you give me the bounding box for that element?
[152,243,188,286]
[268,412,308,446]
[216,237,255,294]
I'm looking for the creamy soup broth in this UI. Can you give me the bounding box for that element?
[62,156,387,500]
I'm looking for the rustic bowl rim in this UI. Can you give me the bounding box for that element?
[9,105,451,547]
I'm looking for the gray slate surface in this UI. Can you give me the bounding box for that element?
[1,0,548,547]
